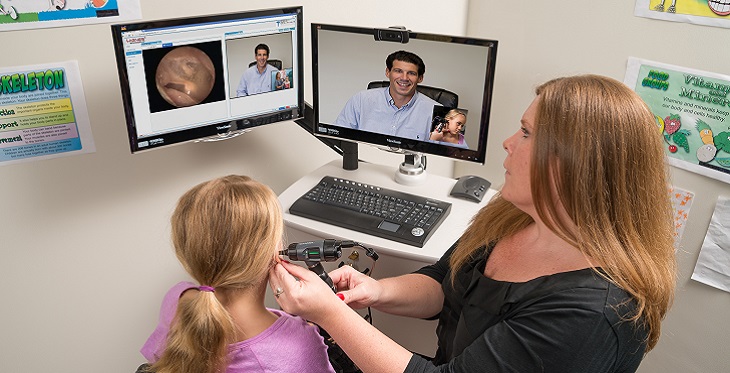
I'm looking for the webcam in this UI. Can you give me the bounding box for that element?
[374,26,410,43]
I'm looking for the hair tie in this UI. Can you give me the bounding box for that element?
[198,285,215,293]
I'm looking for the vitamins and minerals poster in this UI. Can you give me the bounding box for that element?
[625,57,730,184]
[0,61,95,166]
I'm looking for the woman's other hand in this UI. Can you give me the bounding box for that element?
[328,265,384,309]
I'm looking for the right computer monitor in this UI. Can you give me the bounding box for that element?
[312,23,498,166]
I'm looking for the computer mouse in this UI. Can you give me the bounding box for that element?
[450,175,491,203]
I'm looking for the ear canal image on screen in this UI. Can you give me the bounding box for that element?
[112,7,303,152]
[155,46,215,108]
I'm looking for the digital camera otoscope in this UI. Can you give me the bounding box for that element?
[280,239,346,292]
[280,239,378,292]
[432,115,447,132]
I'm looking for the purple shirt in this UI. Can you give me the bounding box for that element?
[433,133,468,148]
[141,282,335,373]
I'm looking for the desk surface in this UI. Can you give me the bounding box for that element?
[279,160,496,262]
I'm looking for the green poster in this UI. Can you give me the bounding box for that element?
[626,57,730,184]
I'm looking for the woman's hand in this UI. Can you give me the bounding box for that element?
[269,261,342,323]
[328,265,385,309]
[272,263,414,373]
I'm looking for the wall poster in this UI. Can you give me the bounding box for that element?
[691,195,730,293]
[625,57,730,184]
[0,0,141,32]
[670,186,694,250]
[635,0,730,28]
[0,60,95,166]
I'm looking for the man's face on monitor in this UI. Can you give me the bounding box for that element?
[386,60,423,100]
[255,49,269,69]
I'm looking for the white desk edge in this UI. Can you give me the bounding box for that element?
[278,160,497,263]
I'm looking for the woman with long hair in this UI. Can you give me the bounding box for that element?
[270,75,677,372]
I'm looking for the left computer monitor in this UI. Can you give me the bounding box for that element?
[111,6,303,153]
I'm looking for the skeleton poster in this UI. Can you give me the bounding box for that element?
[0,61,95,165]
[625,57,730,184]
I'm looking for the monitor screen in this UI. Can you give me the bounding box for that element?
[111,7,303,153]
[312,24,497,164]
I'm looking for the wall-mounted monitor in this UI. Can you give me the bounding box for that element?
[311,23,497,181]
[111,7,303,153]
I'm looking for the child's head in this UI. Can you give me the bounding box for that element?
[444,109,467,134]
[154,175,283,373]
[171,175,282,290]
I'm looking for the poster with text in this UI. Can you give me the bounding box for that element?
[625,57,730,184]
[0,61,95,166]
[635,0,730,28]
[0,0,141,32]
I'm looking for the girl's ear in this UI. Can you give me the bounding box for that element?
[274,241,284,263]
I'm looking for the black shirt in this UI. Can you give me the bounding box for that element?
[405,243,647,373]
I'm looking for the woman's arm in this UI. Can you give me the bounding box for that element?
[328,265,444,318]
[270,262,413,373]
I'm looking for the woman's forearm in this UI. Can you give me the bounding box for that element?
[318,299,414,373]
[373,274,444,318]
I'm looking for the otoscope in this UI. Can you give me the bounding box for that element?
[280,239,378,292]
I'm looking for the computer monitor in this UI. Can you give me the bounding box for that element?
[111,7,303,153]
[311,24,497,184]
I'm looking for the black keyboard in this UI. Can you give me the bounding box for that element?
[289,176,451,247]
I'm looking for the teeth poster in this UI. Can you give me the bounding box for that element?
[0,60,95,166]
[625,57,730,184]
[635,0,730,29]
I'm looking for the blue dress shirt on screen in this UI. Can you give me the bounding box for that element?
[236,64,278,97]
[335,87,439,141]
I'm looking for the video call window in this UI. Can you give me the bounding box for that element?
[313,24,497,163]
[114,10,300,147]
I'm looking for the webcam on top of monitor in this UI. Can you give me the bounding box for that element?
[374,26,410,43]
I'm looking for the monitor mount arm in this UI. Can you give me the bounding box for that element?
[394,152,427,186]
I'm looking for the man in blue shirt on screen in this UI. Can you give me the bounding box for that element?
[236,44,278,97]
[334,50,439,141]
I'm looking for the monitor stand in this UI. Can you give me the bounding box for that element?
[196,128,250,142]
[341,146,427,186]
[394,153,427,186]
[341,141,358,170]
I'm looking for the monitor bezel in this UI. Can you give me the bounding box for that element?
[111,6,304,153]
[311,23,498,164]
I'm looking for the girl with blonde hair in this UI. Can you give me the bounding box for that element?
[429,108,468,148]
[141,175,334,373]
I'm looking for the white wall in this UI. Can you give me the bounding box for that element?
[6,1,724,372]
[458,2,730,372]
[0,1,467,372]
